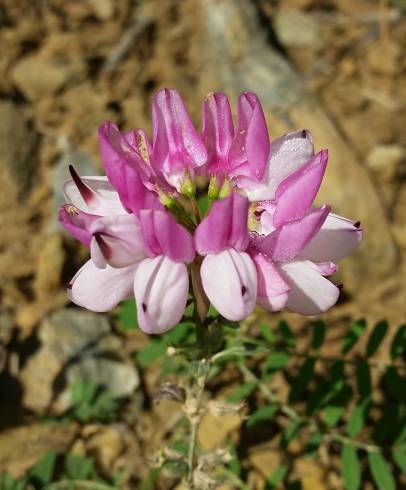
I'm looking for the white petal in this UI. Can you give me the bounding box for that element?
[299,213,362,262]
[134,256,189,334]
[68,260,136,312]
[280,260,340,315]
[200,249,257,321]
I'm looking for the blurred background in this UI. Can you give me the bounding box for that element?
[0,0,405,488]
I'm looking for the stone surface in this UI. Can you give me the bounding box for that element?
[12,54,86,101]
[274,9,321,48]
[20,309,139,413]
[0,423,78,479]
[0,101,37,193]
[87,426,124,473]
[198,409,243,451]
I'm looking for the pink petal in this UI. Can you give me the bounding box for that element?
[58,205,99,246]
[68,260,136,312]
[200,249,257,321]
[309,261,338,276]
[242,129,314,201]
[280,260,340,315]
[255,206,330,262]
[98,122,162,214]
[152,88,207,184]
[195,192,249,254]
[89,214,146,268]
[134,256,189,334]
[250,251,290,311]
[139,209,195,263]
[273,150,328,227]
[299,213,363,262]
[202,92,234,175]
[63,173,126,215]
[229,92,270,182]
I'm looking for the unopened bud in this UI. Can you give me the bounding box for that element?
[180,170,196,199]
[166,346,178,356]
[157,188,177,209]
[208,175,220,201]
[218,177,232,199]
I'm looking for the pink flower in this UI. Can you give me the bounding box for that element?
[202,92,270,184]
[59,88,363,334]
[249,150,362,315]
[195,193,257,321]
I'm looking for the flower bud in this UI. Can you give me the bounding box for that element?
[180,169,196,199]
[218,177,232,199]
[208,175,220,201]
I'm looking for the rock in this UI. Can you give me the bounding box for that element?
[366,40,401,76]
[34,233,65,299]
[0,101,37,193]
[87,426,124,473]
[274,9,321,49]
[248,442,283,478]
[88,0,115,20]
[366,145,404,182]
[292,458,326,490]
[12,53,86,101]
[198,409,243,451]
[0,423,78,479]
[20,309,139,413]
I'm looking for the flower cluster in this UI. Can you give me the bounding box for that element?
[59,88,362,334]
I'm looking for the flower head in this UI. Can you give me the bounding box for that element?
[59,88,362,333]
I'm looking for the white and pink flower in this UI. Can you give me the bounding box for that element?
[59,88,362,334]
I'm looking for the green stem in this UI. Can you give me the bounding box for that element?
[238,363,380,453]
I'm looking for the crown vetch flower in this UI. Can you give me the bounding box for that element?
[59,88,363,334]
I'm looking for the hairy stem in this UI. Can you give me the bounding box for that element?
[187,358,210,488]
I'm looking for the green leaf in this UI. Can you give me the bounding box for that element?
[228,382,257,403]
[65,454,95,480]
[306,360,344,416]
[227,442,241,477]
[282,419,303,447]
[288,357,316,403]
[393,446,406,474]
[347,396,371,438]
[311,320,326,350]
[367,452,396,490]
[164,322,194,345]
[279,321,295,348]
[365,320,388,358]
[305,430,322,457]
[265,465,288,488]
[260,324,276,344]
[384,366,406,402]
[264,352,291,371]
[117,299,138,331]
[372,403,402,445]
[247,404,278,429]
[70,379,97,405]
[136,340,166,367]
[140,468,161,490]
[355,361,372,399]
[390,324,406,360]
[341,444,361,490]
[342,319,367,355]
[30,451,56,485]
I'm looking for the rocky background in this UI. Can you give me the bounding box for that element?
[0,0,405,488]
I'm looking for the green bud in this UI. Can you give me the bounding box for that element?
[157,189,177,209]
[180,170,196,199]
[218,178,232,199]
[208,175,220,201]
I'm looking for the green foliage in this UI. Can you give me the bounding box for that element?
[0,452,115,490]
[341,444,361,490]
[367,452,396,490]
[214,318,406,490]
[69,379,118,423]
[341,319,367,354]
[117,298,138,331]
